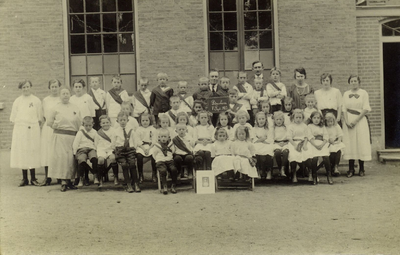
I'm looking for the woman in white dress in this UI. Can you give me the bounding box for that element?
[342,75,371,177]
[40,79,61,185]
[47,87,82,192]
[314,73,343,121]
[10,80,43,186]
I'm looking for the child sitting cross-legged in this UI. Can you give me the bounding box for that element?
[112,111,141,193]
[172,123,195,179]
[152,128,178,195]
[72,116,99,187]
[95,115,119,186]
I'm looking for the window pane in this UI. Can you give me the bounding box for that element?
[259,30,272,49]
[244,50,259,70]
[223,71,238,84]
[244,0,256,11]
[70,15,85,33]
[70,35,86,54]
[258,11,272,29]
[71,56,87,75]
[102,0,116,12]
[382,25,392,36]
[223,0,236,11]
[118,0,133,11]
[104,55,119,74]
[118,13,134,32]
[86,14,101,33]
[87,55,103,74]
[245,31,258,50]
[260,50,274,69]
[210,52,224,70]
[258,0,271,10]
[224,52,239,70]
[119,33,134,52]
[224,13,237,30]
[69,0,83,13]
[224,32,237,50]
[120,54,135,73]
[209,13,222,31]
[85,0,100,12]
[121,74,136,95]
[103,14,117,32]
[244,12,257,30]
[209,0,222,11]
[210,32,223,50]
[87,34,102,53]
[103,34,118,52]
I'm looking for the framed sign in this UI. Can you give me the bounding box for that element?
[206,97,229,113]
[196,170,215,194]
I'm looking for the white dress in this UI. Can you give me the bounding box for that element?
[126,116,139,132]
[95,127,116,160]
[40,96,60,166]
[135,126,157,156]
[315,87,342,112]
[193,125,215,152]
[231,140,258,178]
[273,125,289,151]
[342,89,371,161]
[287,123,313,163]
[69,93,95,118]
[211,140,235,175]
[48,103,82,179]
[252,126,274,156]
[308,124,330,157]
[10,95,43,169]
[326,124,345,153]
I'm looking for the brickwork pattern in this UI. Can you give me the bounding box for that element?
[0,0,65,149]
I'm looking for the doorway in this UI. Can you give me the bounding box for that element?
[383,42,400,148]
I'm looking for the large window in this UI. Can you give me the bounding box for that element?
[68,0,136,94]
[208,0,275,80]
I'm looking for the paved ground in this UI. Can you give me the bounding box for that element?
[1,149,399,255]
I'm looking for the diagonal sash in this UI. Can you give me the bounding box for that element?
[236,83,247,93]
[97,129,112,143]
[269,81,282,91]
[168,110,177,122]
[178,93,193,110]
[133,91,151,111]
[81,129,95,143]
[88,89,105,110]
[172,136,192,155]
[152,86,170,100]
[231,103,243,113]
[108,88,124,104]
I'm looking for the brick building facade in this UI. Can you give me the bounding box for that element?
[1,0,399,160]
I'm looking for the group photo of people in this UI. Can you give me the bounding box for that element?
[10,61,372,194]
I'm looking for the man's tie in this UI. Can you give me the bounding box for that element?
[123,128,129,148]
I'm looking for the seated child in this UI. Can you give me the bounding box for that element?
[193,111,215,170]
[192,77,212,101]
[227,89,247,125]
[282,97,294,126]
[121,101,139,132]
[112,111,141,193]
[325,113,345,176]
[189,100,205,127]
[177,81,194,115]
[106,75,130,127]
[252,112,274,179]
[157,113,177,139]
[234,72,254,124]
[211,127,234,178]
[173,124,195,178]
[135,113,157,183]
[266,68,287,113]
[133,78,152,119]
[150,72,174,123]
[72,116,99,187]
[166,95,182,128]
[152,128,178,195]
[232,110,253,139]
[95,115,119,186]
[272,111,289,177]
[88,76,107,130]
[212,112,234,141]
[258,100,274,130]
[250,77,269,116]
[232,126,258,179]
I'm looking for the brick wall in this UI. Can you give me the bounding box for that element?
[0,0,65,149]
[277,0,358,92]
[137,0,206,92]
[356,16,384,153]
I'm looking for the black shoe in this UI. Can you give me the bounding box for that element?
[60,184,67,192]
[19,179,29,187]
[163,185,168,195]
[134,183,141,193]
[30,179,40,186]
[359,170,365,177]
[127,183,134,193]
[139,175,144,184]
[347,170,355,178]
[84,178,90,186]
[73,178,79,186]
[67,183,78,190]
[171,184,177,194]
